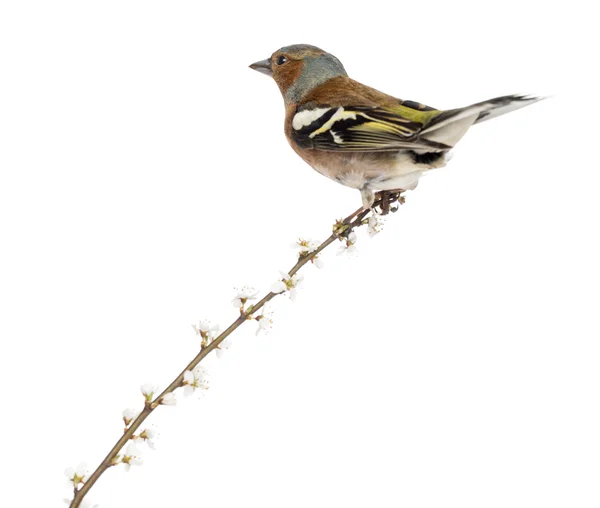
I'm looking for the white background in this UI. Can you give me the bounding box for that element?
[1,1,598,507]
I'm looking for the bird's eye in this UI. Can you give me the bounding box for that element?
[276,55,288,65]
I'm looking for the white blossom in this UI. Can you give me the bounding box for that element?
[160,392,177,406]
[192,320,220,347]
[232,286,259,309]
[65,462,88,486]
[137,427,156,450]
[192,320,219,336]
[337,231,358,256]
[271,280,287,294]
[293,238,324,267]
[215,338,232,359]
[182,365,209,396]
[292,238,320,255]
[368,212,386,237]
[122,442,143,471]
[122,408,139,427]
[255,304,274,336]
[271,271,303,301]
[140,383,158,403]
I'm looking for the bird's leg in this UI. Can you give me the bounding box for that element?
[375,190,393,215]
[375,189,405,214]
[380,191,390,215]
[388,189,405,213]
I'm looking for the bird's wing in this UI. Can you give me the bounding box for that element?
[291,101,451,152]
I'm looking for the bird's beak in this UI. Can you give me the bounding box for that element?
[249,58,273,77]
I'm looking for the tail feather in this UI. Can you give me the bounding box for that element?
[421,94,543,147]
[472,94,544,125]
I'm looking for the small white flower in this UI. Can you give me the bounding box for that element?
[192,320,220,347]
[125,441,140,456]
[160,392,177,406]
[292,238,320,256]
[271,280,287,294]
[138,427,156,449]
[255,304,274,336]
[337,231,358,256]
[271,271,303,301]
[140,383,158,403]
[65,462,88,486]
[293,238,323,267]
[338,244,358,256]
[232,286,259,309]
[368,212,386,237]
[182,365,209,396]
[192,320,219,336]
[122,408,139,427]
[288,286,301,302]
[215,338,232,359]
[122,442,143,472]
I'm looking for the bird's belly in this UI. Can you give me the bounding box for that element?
[368,171,424,191]
[311,150,442,191]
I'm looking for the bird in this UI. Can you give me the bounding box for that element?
[249,44,542,209]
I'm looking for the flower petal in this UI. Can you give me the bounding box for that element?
[271,281,287,294]
[160,393,177,406]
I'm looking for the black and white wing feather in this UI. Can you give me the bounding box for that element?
[291,105,451,152]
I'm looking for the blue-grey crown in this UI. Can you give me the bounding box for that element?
[279,44,325,54]
[279,45,348,104]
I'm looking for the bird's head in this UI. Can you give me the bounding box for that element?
[250,44,347,105]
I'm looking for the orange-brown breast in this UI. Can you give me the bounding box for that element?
[274,60,305,100]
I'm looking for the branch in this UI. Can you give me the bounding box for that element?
[66,190,404,508]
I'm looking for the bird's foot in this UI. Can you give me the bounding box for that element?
[375,189,405,215]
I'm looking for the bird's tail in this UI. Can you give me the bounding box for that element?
[421,94,543,147]
[471,94,544,125]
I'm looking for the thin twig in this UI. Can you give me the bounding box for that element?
[69,191,402,508]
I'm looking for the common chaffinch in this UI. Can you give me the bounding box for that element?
[250,44,541,209]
